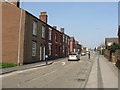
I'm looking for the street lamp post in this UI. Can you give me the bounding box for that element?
[45,55,48,65]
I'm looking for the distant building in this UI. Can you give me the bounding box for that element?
[97,45,105,51]
[118,26,120,44]
[105,38,119,48]
[104,37,119,61]
[74,41,82,54]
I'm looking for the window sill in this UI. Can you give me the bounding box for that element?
[32,55,36,57]
[32,34,37,37]
[42,38,45,39]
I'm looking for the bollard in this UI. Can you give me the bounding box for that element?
[88,52,90,60]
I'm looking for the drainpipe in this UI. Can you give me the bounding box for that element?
[17,1,23,66]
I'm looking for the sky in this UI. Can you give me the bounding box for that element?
[118,2,120,25]
[21,2,118,49]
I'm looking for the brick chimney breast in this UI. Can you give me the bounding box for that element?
[75,41,79,44]
[40,12,48,23]
[8,0,20,7]
[53,26,57,29]
[60,28,64,33]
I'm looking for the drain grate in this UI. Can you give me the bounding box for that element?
[75,78,86,82]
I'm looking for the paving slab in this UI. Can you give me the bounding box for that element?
[99,56,118,88]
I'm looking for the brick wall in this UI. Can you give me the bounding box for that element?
[104,49,110,59]
[0,1,2,63]
[2,2,25,64]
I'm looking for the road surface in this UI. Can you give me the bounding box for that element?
[1,53,118,88]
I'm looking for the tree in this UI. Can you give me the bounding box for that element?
[107,43,120,52]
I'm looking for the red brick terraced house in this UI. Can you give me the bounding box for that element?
[60,28,70,57]
[51,27,70,59]
[52,26,62,59]
[70,37,76,53]
[64,34,70,57]
[2,1,72,64]
[45,26,53,60]
[2,1,26,64]
[2,2,51,64]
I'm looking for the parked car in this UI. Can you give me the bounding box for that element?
[86,51,90,54]
[81,52,86,56]
[68,52,80,61]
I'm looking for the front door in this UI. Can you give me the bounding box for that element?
[43,46,45,60]
[40,46,42,61]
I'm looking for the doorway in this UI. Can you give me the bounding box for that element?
[40,46,42,61]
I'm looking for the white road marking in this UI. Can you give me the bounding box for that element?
[54,59,67,64]
[79,61,82,62]
[62,62,65,65]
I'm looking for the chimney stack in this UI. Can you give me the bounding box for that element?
[60,28,64,33]
[8,0,20,7]
[40,12,48,23]
[53,26,57,29]
[75,41,79,44]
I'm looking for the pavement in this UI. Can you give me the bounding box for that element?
[86,54,118,88]
[0,57,69,75]
[0,59,56,75]
[85,55,98,88]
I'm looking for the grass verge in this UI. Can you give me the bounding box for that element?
[0,63,17,69]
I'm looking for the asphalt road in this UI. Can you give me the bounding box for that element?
[1,54,95,88]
